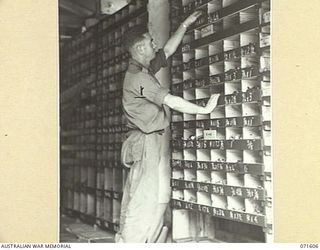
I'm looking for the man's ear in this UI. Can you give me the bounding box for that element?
[135,42,145,55]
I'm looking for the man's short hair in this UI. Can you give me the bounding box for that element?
[123,25,148,52]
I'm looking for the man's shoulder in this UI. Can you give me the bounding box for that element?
[124,69,149,82]
[127,62,150,74]
[127,63,142,74]
[123,70,147,91]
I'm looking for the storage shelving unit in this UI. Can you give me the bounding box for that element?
[94,2,148,231]
[169,0,271,243]
[60,0,148,233]
[61,0,272,242]
[60,25,98,226]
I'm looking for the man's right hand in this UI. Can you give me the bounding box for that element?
[204,94,220,114]
[182,11,203,28]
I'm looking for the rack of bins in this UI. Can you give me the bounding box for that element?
[60,25,98,224]
[94,0,148,232]
[169,0,271,243]
[60,0,148,233]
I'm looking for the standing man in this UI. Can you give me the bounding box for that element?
[117,11,220,243]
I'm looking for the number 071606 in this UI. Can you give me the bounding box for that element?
[300,244,319,248]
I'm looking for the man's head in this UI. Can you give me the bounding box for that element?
[123,25,157,62]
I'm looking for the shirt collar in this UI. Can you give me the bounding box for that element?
[128,58,151,74]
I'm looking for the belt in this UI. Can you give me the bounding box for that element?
[145,129,165,135]
[128,128,165,135]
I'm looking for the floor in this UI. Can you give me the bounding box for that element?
[59,214,115,243]
[59,213,173,243]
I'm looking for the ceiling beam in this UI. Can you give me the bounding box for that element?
[59,26,81,37]
[59,0,94,17]
[60,35,72,39]
[59,14,82,28]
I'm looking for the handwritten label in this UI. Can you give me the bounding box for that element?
[243,165,249,173]
[186,140,195,148]
[195,59,202,68]
[201,25,215,37]
[245,188,263,200]
[229,211,243,221]
[183,79,193,89]
[172,199,265,226]
[196,120,205,128]
[209,140,225,150]
[173,200,182,208]
[171,179,180,188]
[185,161,195,169]
[225,163,237,172]
[212,207,226,217]
[245,214,260,225]
[204,130,217,140]
[105,191,112,198]
[246,140,254,150]
[172,65,182,74]
[185,202,195,210]
[184,181,195,189]
[197,161,209,170]
[225,118,237,126]
[230,187,243,197]
[195,78,206,87]
[209,54,221,64]
[196,140,203,149]
[209,74,222,84]
[242,92,253,103]
[211,162,224,171]
[224,95,237,105]
[209,119,222,128]
[243,117,254,126]
[208,11,220,23]
[197,183,210,193]
[171,160,181,168]
[212,185,224,195]
[183,61,194,71]
[198,204,211,214]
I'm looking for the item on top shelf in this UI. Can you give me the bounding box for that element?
[263,11,270,24]
[260,33,270,48]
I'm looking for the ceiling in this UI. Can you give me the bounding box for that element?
[59,0,99,42]
[59,0,132,45]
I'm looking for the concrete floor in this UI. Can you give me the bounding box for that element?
[59,214,115,243]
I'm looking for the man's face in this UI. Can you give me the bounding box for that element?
[142,33,157,60]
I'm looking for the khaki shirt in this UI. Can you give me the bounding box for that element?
[122,50,170,133]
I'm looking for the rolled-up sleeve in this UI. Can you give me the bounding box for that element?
[131,72,169,107]
[146,86,169,107]
[150,49,168,74]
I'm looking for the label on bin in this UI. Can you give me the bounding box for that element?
[203,130,217,140]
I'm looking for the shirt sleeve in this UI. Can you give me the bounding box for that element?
[149,49,168,74]
[131,72,169,107]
